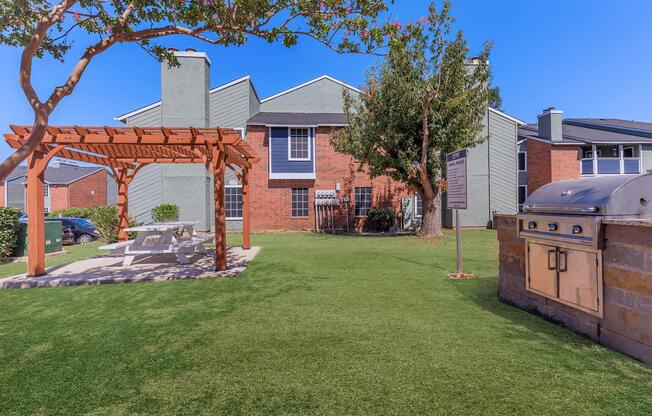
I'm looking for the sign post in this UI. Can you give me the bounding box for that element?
[445,149,474,279]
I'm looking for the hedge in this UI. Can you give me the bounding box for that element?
[151,203,179,223]
[366,207,396,232]
[48,207,93,219]
[88,205,137,243]
[0,207,21,259]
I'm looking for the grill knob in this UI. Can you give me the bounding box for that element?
[548,223,558,231]
[571,225,582,234]
[527,221,537,229]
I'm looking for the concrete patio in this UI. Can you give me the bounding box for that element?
[0,246,260,289]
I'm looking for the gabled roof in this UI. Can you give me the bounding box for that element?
[114,75,258,122]
[5,163,106,185]
[488,107,526,125]
[248,112,348,126]
[518,118,652,145]
[260,75,362,103]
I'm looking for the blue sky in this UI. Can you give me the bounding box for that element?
[0,0,651,162]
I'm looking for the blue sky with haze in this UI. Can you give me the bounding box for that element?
[0,0,651,162]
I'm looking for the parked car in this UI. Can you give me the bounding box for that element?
[61,225,76,245]
[45,217,99,244]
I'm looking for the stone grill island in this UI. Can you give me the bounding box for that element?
[496,174,652,366]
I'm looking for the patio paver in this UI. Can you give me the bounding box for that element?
[0,246,259,289]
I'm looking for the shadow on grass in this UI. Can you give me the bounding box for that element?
[448,276,652,374]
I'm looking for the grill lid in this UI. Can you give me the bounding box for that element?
[523,173,652,216]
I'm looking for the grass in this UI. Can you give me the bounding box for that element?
[0,230,651,415]
[0,241,104,279]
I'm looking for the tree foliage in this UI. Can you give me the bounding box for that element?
[332,1,493,236]
[0,0,398,180]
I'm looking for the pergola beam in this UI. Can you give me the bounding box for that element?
[4,125,256,274]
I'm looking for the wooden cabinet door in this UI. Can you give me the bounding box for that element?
[527,242,558,298]
[558,248,599,311]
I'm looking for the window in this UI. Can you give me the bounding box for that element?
[518,152,527,172]
[581,144,641,175]
[44,184,49,198]
[291,188,309,217]
[289,128,311,160]
[415,194,423,218]
[355,187,372,217]
[518,185,527,212]
[225,186,243,219]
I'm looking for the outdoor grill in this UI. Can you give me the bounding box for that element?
[516,173,652,317]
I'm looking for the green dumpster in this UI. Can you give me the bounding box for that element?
[12,221,63,257]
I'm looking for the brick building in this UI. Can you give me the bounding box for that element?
[116,50,524,231]
[0,161,117,214]
[517,108,652,209]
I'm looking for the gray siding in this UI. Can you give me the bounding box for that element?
[106,174,117,205]
[248,81,260,120]
[642,144,652,172]
[128,164,163,225]
[444,109,519,228]
[125,105,161,127]
[488,109,518,216]
[210,79,249,129]
[260,77,358,113]
[6,177,25,212]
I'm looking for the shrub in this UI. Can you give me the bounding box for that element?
[151,203,179,223]
[48,207,92,219]
[89,205,137,243]
[0,207,21,259]
[366,208,396,232]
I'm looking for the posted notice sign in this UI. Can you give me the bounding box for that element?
[446,149,468,210]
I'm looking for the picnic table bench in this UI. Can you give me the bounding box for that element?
[99,221,214,266]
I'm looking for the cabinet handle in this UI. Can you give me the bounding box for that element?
[548,249,556,270]
[559,251,567,272]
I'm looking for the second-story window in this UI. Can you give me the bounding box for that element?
[289,128,311,161]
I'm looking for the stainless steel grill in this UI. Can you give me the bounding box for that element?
[516,173,652,318]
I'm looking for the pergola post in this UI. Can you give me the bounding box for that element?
[26,152,46,276]
[115,165,145,242]
[116,169,130,242]
[211,145,228,271]
[242,168,251,250]
[25,145,63,277]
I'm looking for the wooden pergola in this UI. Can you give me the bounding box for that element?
[3,125,257,276]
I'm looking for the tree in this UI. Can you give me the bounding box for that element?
[332,1,492,238]
[0,0,396,180]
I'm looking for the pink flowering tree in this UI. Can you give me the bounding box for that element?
[332,1,495,237]
[0,0,396,180]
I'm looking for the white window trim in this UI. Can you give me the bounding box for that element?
[414,194,422,218]
[291,187,310,218]
[268,126,317,180]
[287,127,311,161]
[518,185,527,211]
[580,144,642,176]
[354,187,372,217]
[224,184,243,220]
[518,151,527,172]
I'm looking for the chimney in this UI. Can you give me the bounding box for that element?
[537,107,563,142]
[161,49,210,127]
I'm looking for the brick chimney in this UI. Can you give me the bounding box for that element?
[537,107,563,142]
[161,49,210,127]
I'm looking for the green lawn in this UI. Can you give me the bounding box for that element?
[0,241,105,279]
[0,230,651,415]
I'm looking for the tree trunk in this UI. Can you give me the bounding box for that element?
[0,114,48,181]
[418,190,444,238]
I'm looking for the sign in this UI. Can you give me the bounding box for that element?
[446,149,468,210]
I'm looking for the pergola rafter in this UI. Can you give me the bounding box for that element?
[3,125,257,277]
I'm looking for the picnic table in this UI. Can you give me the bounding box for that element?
[99,221,214,266]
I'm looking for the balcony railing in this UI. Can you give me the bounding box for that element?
[580,144,641,176]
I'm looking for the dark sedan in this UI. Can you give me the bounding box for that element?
[45,217,99,244]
